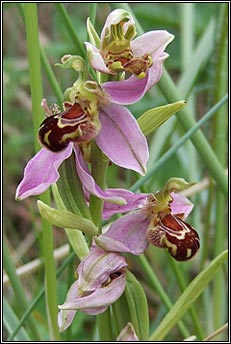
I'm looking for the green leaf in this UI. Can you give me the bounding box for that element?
[124,271,149,341]
[138,101,186,136]
[3,297,31,341]
[149,250,228,341]
[37,200,98,237]
[177,19,215,98]
[52,184,89,260]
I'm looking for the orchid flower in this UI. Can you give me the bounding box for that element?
[58,244,127,332]
[95,178,200,261]
[16,56,149,200]
[86,9,174,104]
[54,55,149,174]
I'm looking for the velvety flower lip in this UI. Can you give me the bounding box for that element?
[58,245,127,332]
[96,102,149,175]
[15,144,73,200]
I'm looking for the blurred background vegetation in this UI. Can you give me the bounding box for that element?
[3,3,228,341]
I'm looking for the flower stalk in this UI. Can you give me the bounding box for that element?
[24,3,60,340]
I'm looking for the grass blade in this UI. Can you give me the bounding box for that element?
[149,250,228,340]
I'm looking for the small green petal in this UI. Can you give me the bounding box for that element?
[87,17,101,49]
[155,178,195,207]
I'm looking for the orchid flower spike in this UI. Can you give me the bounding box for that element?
[86,9,174,104]
[95,178,200,262]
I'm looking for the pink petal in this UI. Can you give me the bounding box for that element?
[73,145,126,204]
[15,145,73,200]
[58,280,79,332]
[131,30,174,57]
[102,75,149,105]
[95,210,150,255]
[95,104,149,175]
[171,192,194,219]
[85,42,113,74]
[58,273,126,313]
[77,245,127,292]
[102,190,148,220]
[102,54,167,105]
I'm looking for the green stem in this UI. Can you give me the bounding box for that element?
[40,47,63,104]
[24,4,60,340]
[212,4,228,334]
[89,141,109,228]
[24,3,44,151]
[131,94,228,192]
[3,240,41,340]
[135,254,190,338]
[17,4,63,105]
[200,183,214,268]
[158,69,228,197]
[55,3,86,58]
[181,3,194,70]
[97,308,113,341]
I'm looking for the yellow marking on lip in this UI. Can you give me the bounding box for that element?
[43,130,52,145]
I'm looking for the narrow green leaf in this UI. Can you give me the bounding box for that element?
[4,297,31,341]
[55,3,86,58]
[37,201,98,237]
[178,19,215,98]
[124,271,149,341]
[149,250,228,341]
[138,101,186,136]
